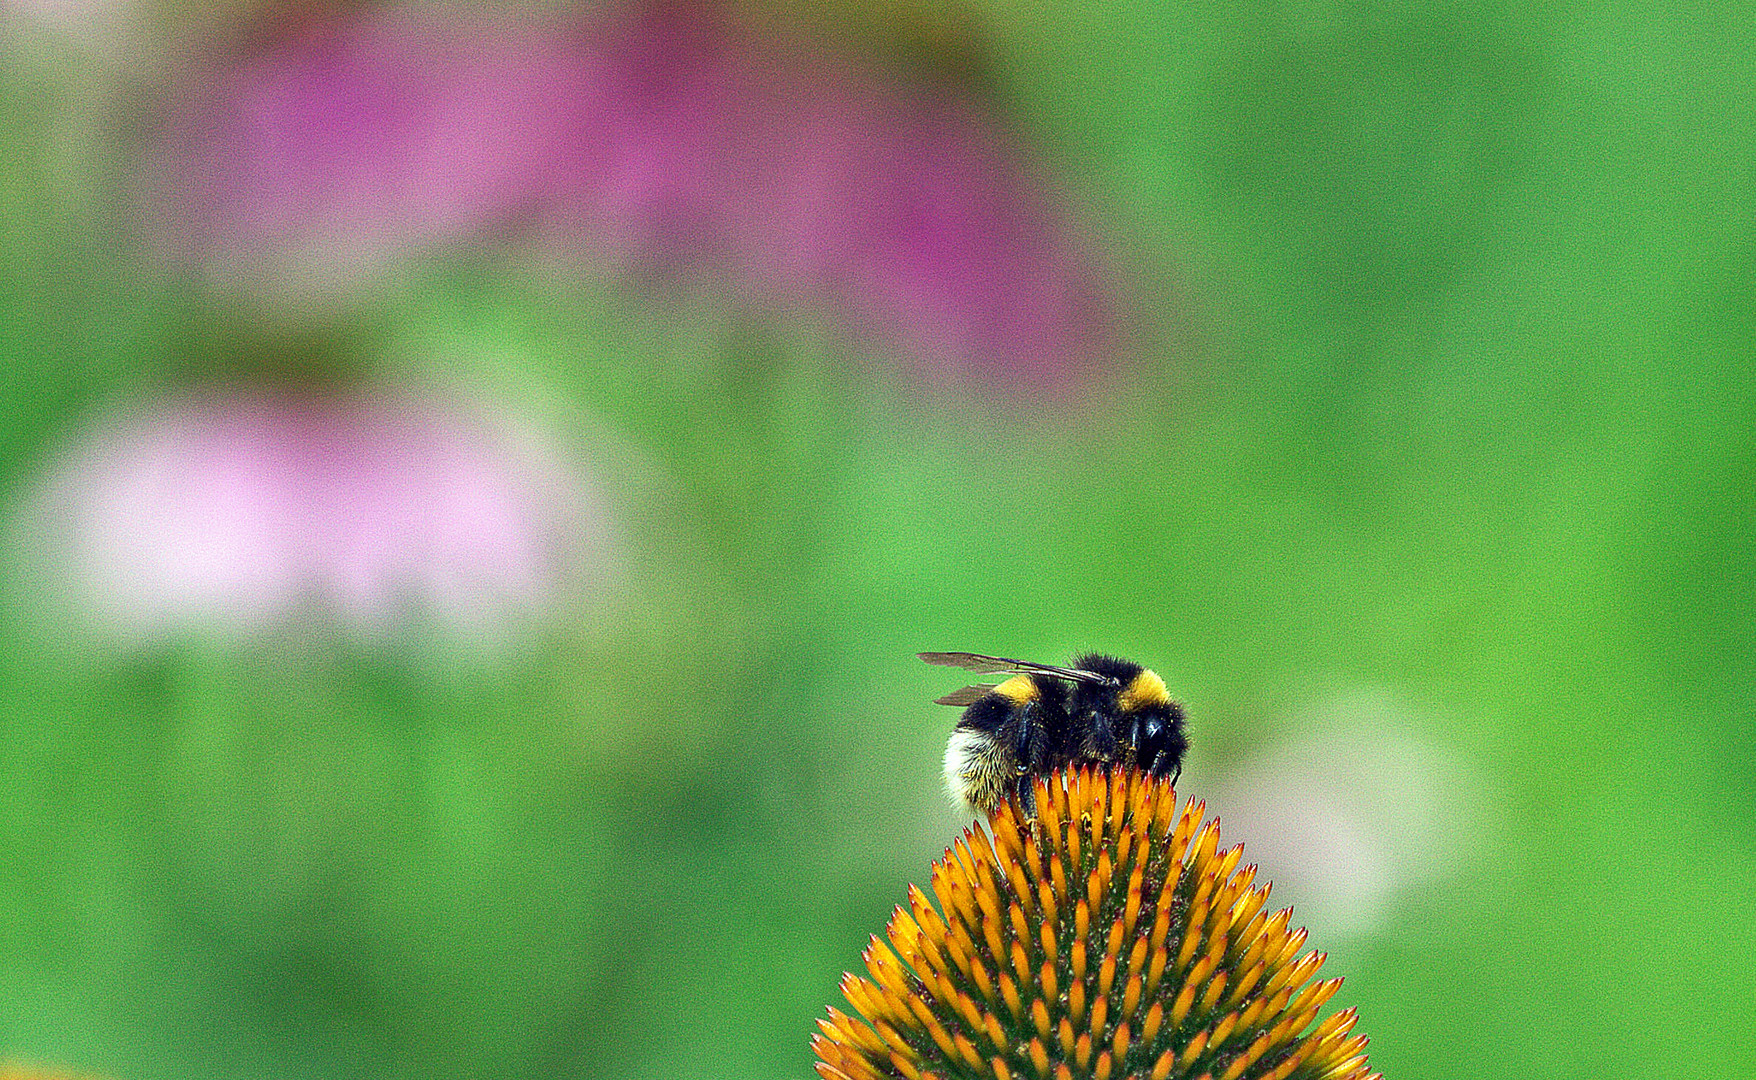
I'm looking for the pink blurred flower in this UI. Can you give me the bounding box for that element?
[17,390,616,643]
[150,4,1123,387]
[154,11,603,293]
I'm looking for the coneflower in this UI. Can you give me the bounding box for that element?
[814,767,1377,1080]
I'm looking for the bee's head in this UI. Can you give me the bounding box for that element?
[1069,654,1187,776]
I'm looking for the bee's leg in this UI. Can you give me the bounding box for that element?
[1085,711,1118,763]
[1011,706,1041,814]
[1125,713,1154,773]
[1005,700,1047,817]
[1013,708,1035,766]
[1145,746,1183,787]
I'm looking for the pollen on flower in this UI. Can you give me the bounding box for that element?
[813,766,1378,1080]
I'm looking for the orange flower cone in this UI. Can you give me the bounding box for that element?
[814,767,1377,1080]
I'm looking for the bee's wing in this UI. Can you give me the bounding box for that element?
[934,684,997,707]
[919,652,1024,674]
[918,652,1116,687]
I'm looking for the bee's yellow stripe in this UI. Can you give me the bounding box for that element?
[1117,670,1169,712]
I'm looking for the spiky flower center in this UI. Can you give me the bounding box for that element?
[814,767,1377,1080]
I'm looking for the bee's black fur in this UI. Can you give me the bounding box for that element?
[937,652,1189,814]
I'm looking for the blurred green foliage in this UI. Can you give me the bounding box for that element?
[2,3,1754,1079]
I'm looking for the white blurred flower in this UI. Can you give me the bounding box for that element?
[15,388,618,645]
[1205,691,1477,940]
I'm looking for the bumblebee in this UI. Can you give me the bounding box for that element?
[923,651,1188,816]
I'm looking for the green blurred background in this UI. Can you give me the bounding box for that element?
[2,2,1752,1078]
